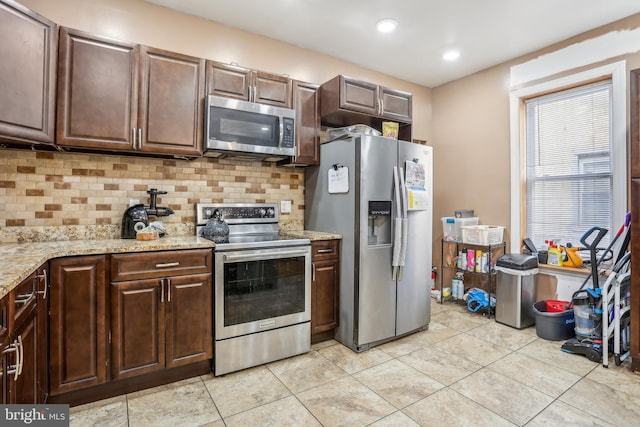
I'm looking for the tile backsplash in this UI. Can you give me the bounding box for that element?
[0,149,305,243]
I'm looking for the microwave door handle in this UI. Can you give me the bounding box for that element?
[279,117,284,148]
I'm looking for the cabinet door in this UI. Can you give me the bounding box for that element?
[165,274,212,368]
[0,0,57,145]
[205,60,251,101]
[49,255,107,395]
[311,259,339,335]
[291,81,320,165]
[138,46,204,156]
[0,296,9,404]
[35,264,48,403]
[339,76,379,116]
[254,71,292,108]
[8,309,38,404]
[110,278,165,380]
[379,86,412,123]
[56,27,138,151]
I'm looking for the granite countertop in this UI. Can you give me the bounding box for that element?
[0,236,214,299]
[0,231,341,299]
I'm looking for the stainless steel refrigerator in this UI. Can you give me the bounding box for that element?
[305,133,433,351]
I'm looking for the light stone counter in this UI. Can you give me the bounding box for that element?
[0,236,214,299]
[280,230,342,241]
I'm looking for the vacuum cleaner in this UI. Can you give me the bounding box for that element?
[561,214,631,363]
[561,226,608,362]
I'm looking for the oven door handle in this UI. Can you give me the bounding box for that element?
[223,249,309,263]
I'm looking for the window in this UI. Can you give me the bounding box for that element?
[524,81,613,247]
[509,61,626,253]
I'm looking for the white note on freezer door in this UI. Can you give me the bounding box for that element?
[328,166,349,194]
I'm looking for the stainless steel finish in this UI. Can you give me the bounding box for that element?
[167,278,171,302]
[155,262,180,268]
[222,248,309,262]
[215,322,310,376]
[37,269,47,299]
[204,95,295,159]
[160,279,164,303]
[496,270,537,329]
[132,128,137,149]
[317,249,333,254]
[214,245,311,340]
[201,202,312,376]
[138,128,142,147]
[3,341,19,380]
[17,335,23,376]
[305,133,433,352]
[14,292,35,305]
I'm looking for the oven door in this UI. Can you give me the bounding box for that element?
[214,245,311,340]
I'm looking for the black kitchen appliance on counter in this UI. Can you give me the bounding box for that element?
[121,188,174,238]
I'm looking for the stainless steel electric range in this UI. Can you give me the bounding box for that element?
[196,203,311,375]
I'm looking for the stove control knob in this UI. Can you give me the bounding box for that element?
[258,208,266,217]
[267,208,275,217]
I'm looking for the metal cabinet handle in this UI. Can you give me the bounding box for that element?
[17,335,24,376]
[15,292,35,305]
[3,339,20,380]
[132,128,137,149]
[316,249,333,254]
[37,269,48,299]
[167,278,171,303]
[379,99,384,115]
[312,263,316,282]
[138,128,142,147]
[155,262,179,268]
[160,279,165,303]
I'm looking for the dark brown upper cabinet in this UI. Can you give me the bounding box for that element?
[206,60,292,108]
[57,27,204,157]
[0,0,57,146]
[279,80,320,167]
[320,75,412,140]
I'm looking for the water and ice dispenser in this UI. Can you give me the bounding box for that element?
[368,201,392,245]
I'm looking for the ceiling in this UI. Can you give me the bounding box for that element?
[144,0,640,88]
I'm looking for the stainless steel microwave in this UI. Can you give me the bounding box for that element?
[204,95,296,161]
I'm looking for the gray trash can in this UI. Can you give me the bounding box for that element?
[495,254,539,329]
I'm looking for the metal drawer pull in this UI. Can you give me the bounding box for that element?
[132,128,137,149]
[15,292,35,305]
[316,249,334,254]
[37,269,48,299]
[160,279,165,303]
[155,262,180,268]
[312,263,316,282]
[138,128,142,147]
[167,278,171,302]
[3,340,20,380]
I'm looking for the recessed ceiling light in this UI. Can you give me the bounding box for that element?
[443,50,460,61]
[376,18,397,33]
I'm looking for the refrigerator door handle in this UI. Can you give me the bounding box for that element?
[392,166,402,280]
[398,167,409,281]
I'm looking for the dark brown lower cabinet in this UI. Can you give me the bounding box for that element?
[110,272,212,380]
[8,308,38,404]
[311,240,340,342]
[49,255,108,395]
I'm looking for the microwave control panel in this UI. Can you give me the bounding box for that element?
[282,117,295,148]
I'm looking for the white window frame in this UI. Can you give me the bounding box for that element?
[509,61,627,252]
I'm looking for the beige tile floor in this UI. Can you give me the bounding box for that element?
[70,301,640,426]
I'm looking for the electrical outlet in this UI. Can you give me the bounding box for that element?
[280,200,292,213]
[129,199,140,207]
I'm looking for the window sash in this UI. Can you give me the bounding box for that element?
[524,80,613,248]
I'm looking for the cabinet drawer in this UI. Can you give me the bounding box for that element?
[11,271,38,330]
[111,249,212,282]
[311,240,340,261]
